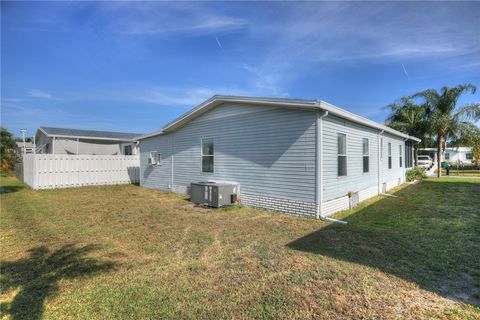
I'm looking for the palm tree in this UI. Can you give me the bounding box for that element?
[413,84,480,177]
[386,97,430,165]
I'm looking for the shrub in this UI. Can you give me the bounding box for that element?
[406,167,426,182]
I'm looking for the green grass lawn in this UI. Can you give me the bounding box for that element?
[1,174,479,319]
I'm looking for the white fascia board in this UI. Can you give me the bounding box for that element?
[318,100,421,142]
[138,95,421,143]
[40,133,136,142]
[37,127,49,137]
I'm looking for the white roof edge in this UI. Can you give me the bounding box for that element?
[38,131,138,142]
[138,95,421,142]
[318,100,421,142]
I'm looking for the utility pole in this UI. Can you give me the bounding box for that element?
[20,128,27,155]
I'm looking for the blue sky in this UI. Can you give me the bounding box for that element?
[2,1,479,137]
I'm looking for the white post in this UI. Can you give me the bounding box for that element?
[20,128,27,155]
[76,138,79,155]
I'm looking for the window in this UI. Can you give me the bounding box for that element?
[148,151,161,165]
[337,133,347,176]
[388,142,392,169]
[405,141,413,167]
[445,152,450,160]
[362,138,369,173]
[399,145,402,167]
[124,145,132,155]
[466,152,473,160]
[201,138,214,173]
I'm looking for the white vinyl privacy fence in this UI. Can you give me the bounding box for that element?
[16,154,140,189]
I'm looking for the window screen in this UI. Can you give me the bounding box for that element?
[399,145,402,167]
[202,138,214,173]
[388,143,392,169]
[445,152,450,160]
[405,141,413,167]
[363,138,369,173]
[466,152,473,160]
[338,133,347,176]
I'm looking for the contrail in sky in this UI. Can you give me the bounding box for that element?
[215,36,224,51]
[402,63,409,78]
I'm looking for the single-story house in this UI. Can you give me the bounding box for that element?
[16,141,35,154]
[138,95,420,218]
[35,127,143,155]
[419,147,475,165]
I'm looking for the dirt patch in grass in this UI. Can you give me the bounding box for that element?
[1,175,479,319]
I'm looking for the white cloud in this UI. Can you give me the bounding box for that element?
[28,89,53,99]
[240,64,289,97]
[46,85,251,107]
[99,2,246,36]
[235,2,480,97]
[1,97,24,103]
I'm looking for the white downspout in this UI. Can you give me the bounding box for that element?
[378,130,384,194]
[403,138,408,182]
[316,110,328,220]
[171,134,174,191]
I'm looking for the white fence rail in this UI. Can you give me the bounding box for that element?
[16,154,140,189]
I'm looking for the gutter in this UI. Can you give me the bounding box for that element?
[314,110,348,225]
[321,216,348,225]
[315,110,328,219]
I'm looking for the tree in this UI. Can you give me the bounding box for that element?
[386,97,430,164]
[14,137,33,143]
[451,123,480,166]
[1,127,18,170]
[413,84,480,177]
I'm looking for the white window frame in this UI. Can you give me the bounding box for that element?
[201,138,214,173]
[337,133,347,177]
[363,138,369,173]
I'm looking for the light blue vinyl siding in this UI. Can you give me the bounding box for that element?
[140,136,172,190]
[380,133,405,183]
[140,104,317,202]
[322,115,380,202]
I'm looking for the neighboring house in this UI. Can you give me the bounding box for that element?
[138,95,420,218]
[419,147,475,165]
[35,127,143,155]
[16,141,34,154]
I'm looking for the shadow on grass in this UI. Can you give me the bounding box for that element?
[0,185,27,194]
[1,244,117,320]
[288,180,480,306]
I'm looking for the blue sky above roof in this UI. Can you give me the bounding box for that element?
[1,1,479,138]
